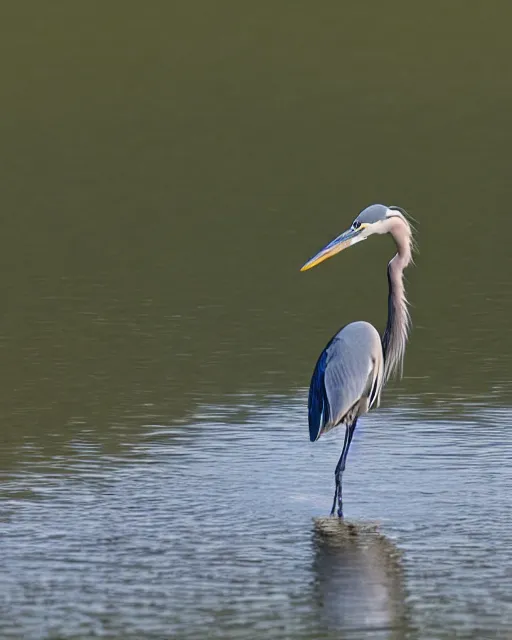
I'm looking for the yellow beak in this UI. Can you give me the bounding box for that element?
[300,226,365,271]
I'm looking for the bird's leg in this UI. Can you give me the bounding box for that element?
[330,484,338,517]
[331,420,357,518]
[330,426,349,516]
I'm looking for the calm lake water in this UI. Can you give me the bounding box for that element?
[2,3,512,638]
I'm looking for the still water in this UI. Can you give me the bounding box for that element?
[2,2,512,638]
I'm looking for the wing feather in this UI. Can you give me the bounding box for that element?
[308,321,383,442]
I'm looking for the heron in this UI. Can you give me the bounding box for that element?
[300,204,414,518]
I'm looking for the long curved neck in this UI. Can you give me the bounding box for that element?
[382,219,413,383]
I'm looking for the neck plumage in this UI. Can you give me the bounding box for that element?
[381,221,412,383]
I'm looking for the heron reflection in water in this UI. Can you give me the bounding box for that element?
[301,204,415,517]
[312,519,408,634]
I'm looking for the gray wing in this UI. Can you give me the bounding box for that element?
[308,321,383,442]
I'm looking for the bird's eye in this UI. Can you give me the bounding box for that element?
[352,221,361,230]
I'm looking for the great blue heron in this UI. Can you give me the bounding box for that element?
[301,204,414,518]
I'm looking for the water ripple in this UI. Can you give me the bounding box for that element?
[1,398,512,638]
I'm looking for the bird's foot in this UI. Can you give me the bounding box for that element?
[331,477,344,517]
[337,491,344,518]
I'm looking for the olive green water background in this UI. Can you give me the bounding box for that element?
[1,3,512,639]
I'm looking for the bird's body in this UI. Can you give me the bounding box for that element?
[308,321,383,442]
[301,204,414,517]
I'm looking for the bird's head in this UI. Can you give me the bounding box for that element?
[300,204,413,271]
